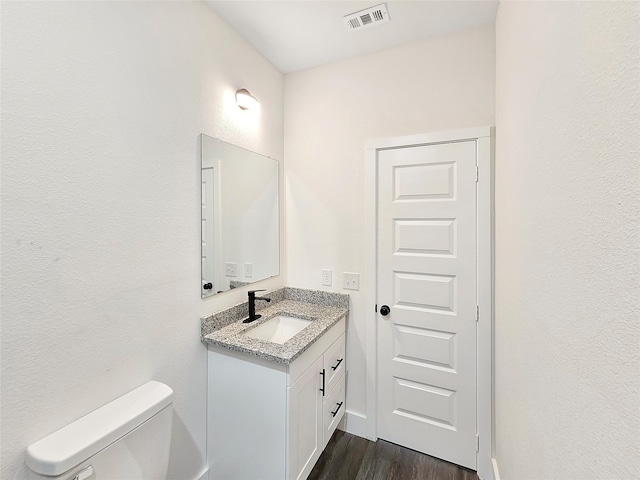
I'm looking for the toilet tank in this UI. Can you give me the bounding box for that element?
[26,381,173,480]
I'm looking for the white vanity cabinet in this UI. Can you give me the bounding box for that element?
[207,318,346,480]
[288,331,346,480]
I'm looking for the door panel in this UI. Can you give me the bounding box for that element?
[395,272,456,311]
[393,324,456,370]
[392,377,456,427]
[393,162,456,200]
[377,141,477,470]
[394,219,456,256]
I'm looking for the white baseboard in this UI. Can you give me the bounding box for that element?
[492,458,501,480]
[196,467,209,480]
[340,410,367,438]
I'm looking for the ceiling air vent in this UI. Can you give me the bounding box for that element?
[343,3,390,32]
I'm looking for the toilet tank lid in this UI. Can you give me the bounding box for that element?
[26,380,173,476]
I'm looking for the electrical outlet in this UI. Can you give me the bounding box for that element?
[322,269,332,286]
[244,263,252,278]
[343,272,360,291]
[225,262,237,277]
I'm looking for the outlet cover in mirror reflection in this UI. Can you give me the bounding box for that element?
[201,134,279,298]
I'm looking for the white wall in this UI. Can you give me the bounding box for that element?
[0,2,283,479]
[284,25,495,424]
[495,2,639,478]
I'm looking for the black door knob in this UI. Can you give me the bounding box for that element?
[203,283,213,290]
[379,305,390,316]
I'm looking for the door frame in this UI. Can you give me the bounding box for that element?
[201,161,223,296]
[364,127,495,480]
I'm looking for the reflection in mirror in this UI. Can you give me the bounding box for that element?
[201,134,279,298]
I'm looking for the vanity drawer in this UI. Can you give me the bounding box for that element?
[323,333,345,395]
[323,372,345,447]
[288,318,345,387]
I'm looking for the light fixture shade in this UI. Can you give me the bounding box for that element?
[236,88,258,110]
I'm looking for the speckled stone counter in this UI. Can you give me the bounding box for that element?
[201,287,349,364]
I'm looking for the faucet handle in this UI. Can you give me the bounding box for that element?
[248,289,266,295]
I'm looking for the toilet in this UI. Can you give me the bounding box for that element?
[26,381,173,480]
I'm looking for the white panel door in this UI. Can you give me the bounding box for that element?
[377,141,477,469]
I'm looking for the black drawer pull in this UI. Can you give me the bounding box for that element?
[320,369,325,396]
[331,358,343,371]
[331,402,344,417]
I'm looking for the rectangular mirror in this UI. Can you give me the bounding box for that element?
[201,134,279,298]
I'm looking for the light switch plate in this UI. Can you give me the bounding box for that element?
[225,262,237,277]
[244,263,252,278]
[343,272,360,291]
[322,269,332,286]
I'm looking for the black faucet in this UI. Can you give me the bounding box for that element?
[243,289,271,323]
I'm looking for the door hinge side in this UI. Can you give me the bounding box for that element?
[475,166,479,183]
[476,305,479,322]
[476,434,480,452]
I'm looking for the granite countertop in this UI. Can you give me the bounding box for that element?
[201,287,348,365]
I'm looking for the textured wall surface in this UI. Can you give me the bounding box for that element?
[495,2,640,478]
[1,2,283,479]
[284,25,495,422]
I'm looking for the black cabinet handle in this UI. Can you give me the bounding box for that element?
[331,358,343,371]
[320,369,325,396]
[379,305,390,316]
[203,283,213,290]
[331,402,344,417]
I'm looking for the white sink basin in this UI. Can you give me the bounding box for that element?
[245,315,312,344]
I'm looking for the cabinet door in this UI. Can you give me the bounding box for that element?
[323,333,345,395]
[287,356,323,480]
[323,373,346,447]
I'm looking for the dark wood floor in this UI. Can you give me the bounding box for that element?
[309,430,479,480]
